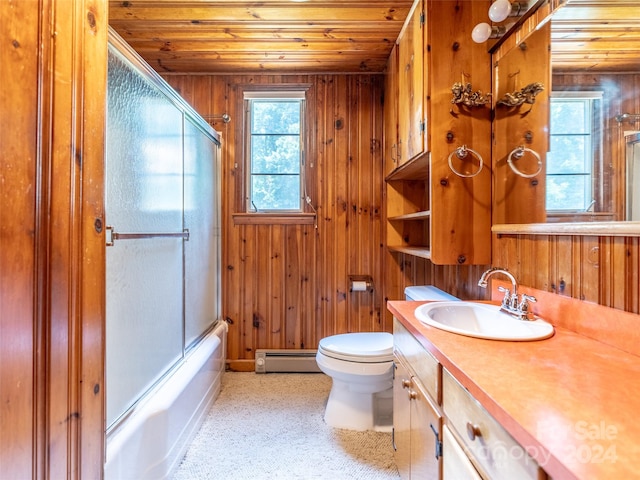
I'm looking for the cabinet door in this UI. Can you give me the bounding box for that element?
[397,0,425,164]
[393,359,412,480]
[443,426,482,480]
[410,378,442,479]
[384,44,399,174]
[394,354,443,480]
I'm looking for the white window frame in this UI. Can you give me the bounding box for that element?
[243,90,306,213]
[548,90,603,212]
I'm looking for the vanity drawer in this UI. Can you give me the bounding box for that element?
[443,369,540,480]
[393,318,440,403]
[443,425,482,480]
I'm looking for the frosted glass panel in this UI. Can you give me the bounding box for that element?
[184,119,221,346]
[106,48,184,427]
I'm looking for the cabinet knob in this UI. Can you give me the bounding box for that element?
[466,422,482,441]
[401,379,412,389]
[408,390,418,400]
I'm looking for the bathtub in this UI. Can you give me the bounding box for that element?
[104,321,227,480]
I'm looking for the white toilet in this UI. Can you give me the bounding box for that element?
[316,332,394,431]
[316,285,459,432]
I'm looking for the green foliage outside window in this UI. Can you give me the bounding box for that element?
[547,96,598,211]
[249,99,302,211]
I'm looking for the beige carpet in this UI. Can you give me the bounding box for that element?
[172,372,400,479]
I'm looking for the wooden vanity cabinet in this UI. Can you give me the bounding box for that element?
[394,317,548,480]
[384,0,492,265]
[393,319,442,480]
[442,369,546,480]
[442,425,483,480]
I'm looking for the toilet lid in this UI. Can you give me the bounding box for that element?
[318,332,393,362]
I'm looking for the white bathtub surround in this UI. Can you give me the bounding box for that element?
[173,372,400,480]
[105,322,227,480]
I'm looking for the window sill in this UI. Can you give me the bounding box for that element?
[232,213,316,225]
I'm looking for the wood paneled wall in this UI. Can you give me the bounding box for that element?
[494,233,640,314]
[1,0,107,478]
[165,75,388,369]
[164,71,640,370]
[384,253,491,303]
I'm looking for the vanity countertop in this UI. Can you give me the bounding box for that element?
[388,299,640,480]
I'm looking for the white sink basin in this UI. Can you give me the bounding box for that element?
[414,301,554,341]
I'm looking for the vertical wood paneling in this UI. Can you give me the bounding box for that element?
[1,0,107,477]
[580,236,600,304]
[494,233,640,314]
[611,237,628,310]
[1,1,38,476]
[332,75,348,334]
[629,237,640,313]
[164,73,388,369]
[163,69,640,370]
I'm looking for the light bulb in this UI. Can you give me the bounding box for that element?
[489,0,512,23]
[471,23,493,43]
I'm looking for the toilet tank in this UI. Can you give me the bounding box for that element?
[404,286,460,301]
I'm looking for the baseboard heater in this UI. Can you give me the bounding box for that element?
[255,349,322,374]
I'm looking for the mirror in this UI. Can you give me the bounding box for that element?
[492,23,550,225]
[492,0,640,227]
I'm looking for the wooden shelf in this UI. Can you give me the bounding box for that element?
[493,222,640,237]
[385,151,430,181]
[387,245,432,259]
[388,210,431,222]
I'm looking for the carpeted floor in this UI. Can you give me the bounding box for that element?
[172,372,400,480]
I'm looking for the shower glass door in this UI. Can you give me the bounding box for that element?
[184,117,221,346]
[106,47,184,428]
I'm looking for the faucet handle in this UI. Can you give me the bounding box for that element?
[518,294,537,319]
[497,286,511,306]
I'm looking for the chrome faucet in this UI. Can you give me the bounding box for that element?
[477,267,536,320]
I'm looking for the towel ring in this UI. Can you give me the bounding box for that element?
[507,146,542,178]
[447,146,484,178]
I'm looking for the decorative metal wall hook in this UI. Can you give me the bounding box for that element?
[497,82,545,109]
[450,82,491,110]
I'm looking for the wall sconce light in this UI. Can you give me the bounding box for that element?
[472,0,529,44]
[489,0,528,22]
[471,23,507,43]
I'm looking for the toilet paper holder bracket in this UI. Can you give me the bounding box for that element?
[348,275,374,293]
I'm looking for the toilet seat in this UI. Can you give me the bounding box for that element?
[318,332,393,363]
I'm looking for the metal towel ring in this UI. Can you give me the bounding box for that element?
[507,146,542,178]
[447,146,484,178]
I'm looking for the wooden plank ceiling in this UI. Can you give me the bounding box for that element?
[108,1,640,75]
[108,0,414,74]
[551,0,640,72]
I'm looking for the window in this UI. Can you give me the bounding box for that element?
[244,91,305,212]
[547,91,603,211]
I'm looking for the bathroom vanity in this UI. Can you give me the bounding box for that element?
[389,292,640,479]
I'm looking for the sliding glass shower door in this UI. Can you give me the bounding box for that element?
[105,48,186,428]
